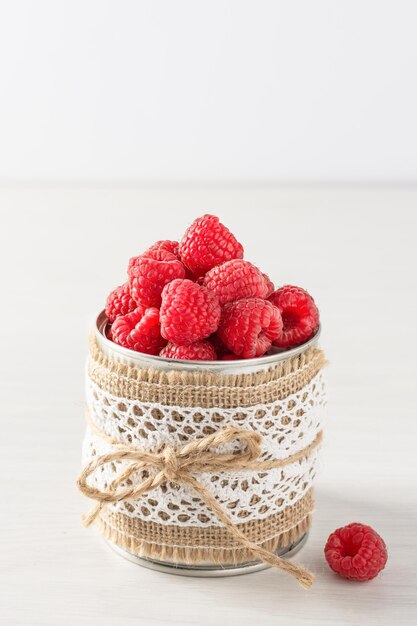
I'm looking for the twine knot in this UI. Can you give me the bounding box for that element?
[161,445,182,482]
[77,420,322,589]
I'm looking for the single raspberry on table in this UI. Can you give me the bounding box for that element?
[179,214,244,277]
[217,298,282,359]
[128,248,186,308]
[111,306,167,355]
[203,260,268,305]
[324,523,388,581]
[160,279,221,345]
[105,282,137,323]
[268,285,319,348]
[160,340,217,361]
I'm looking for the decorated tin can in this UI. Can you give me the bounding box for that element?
[77,311,326,587]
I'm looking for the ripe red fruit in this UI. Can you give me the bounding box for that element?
[160,340,217,361]
[262,272,275,298]
[179,214,244,277]
[268,285,319,348]
[128,248,186,308]
[217,298,282,358]
[324,523,388,581]
[105,283,137,323]
[160,279,221,345]
[145,239,180,257]
[111,306,167,355]
[203,259,268,306]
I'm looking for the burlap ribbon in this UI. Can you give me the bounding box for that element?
[77,420,322,589]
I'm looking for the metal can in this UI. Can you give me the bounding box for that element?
[80,311,325,578]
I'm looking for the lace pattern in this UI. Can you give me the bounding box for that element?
[83,371,326,527]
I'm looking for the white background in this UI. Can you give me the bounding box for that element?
[1,0,417,183]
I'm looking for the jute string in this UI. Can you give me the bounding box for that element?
[77,414,322,588]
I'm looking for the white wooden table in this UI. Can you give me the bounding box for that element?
[1,186,416,625]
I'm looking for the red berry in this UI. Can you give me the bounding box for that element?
[179,214,244,277]
[325,523,388,581]
[221,353,241,360]
[128,248,186,308]
[145,239,180,257]
[160,340,217,361]
[160,279,221,345]
[105,283,137,323]
[262,272,275,298]
[218,298,282,359]
[111,306,167,355]
[203,260,268,306]
[268,285,319,348]
[144,239,200,279]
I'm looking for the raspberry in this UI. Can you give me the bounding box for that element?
[203,260,268,305]
[145,240,198,280]
[221,353,241,360]
[145,240,180,257]
[268,285,319,348]
[262,272,275,298]
[105,283,137,323]
[160,340,217,361]
[128,248,186,308]
[324,523,388,581]
[218,298,282,359]
[160,279,221,345]
[144,239,201,279]
[179,214,244,277]
[111,306,166,355]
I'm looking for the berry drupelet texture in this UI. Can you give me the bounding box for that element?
[217,297,282,359]
[160,279,221,345]
[128,248,186,308]
[324,523,388,581]
[105,283,137,323]
[111,306,167,355]
[203,259,269,306]
[179,214,244,277]
[269,285,319,348]
[160,340,217,361]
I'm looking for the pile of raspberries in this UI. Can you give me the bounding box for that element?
[105,214,320,361]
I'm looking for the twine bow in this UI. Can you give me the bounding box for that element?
[77,422,321,589]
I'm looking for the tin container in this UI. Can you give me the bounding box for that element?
[83,311,324,577]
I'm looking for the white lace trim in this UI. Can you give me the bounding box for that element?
[83,371,326,527]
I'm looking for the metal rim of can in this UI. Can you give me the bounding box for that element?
[104,532,309,577]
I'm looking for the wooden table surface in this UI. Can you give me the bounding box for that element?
[1,185,416,625]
